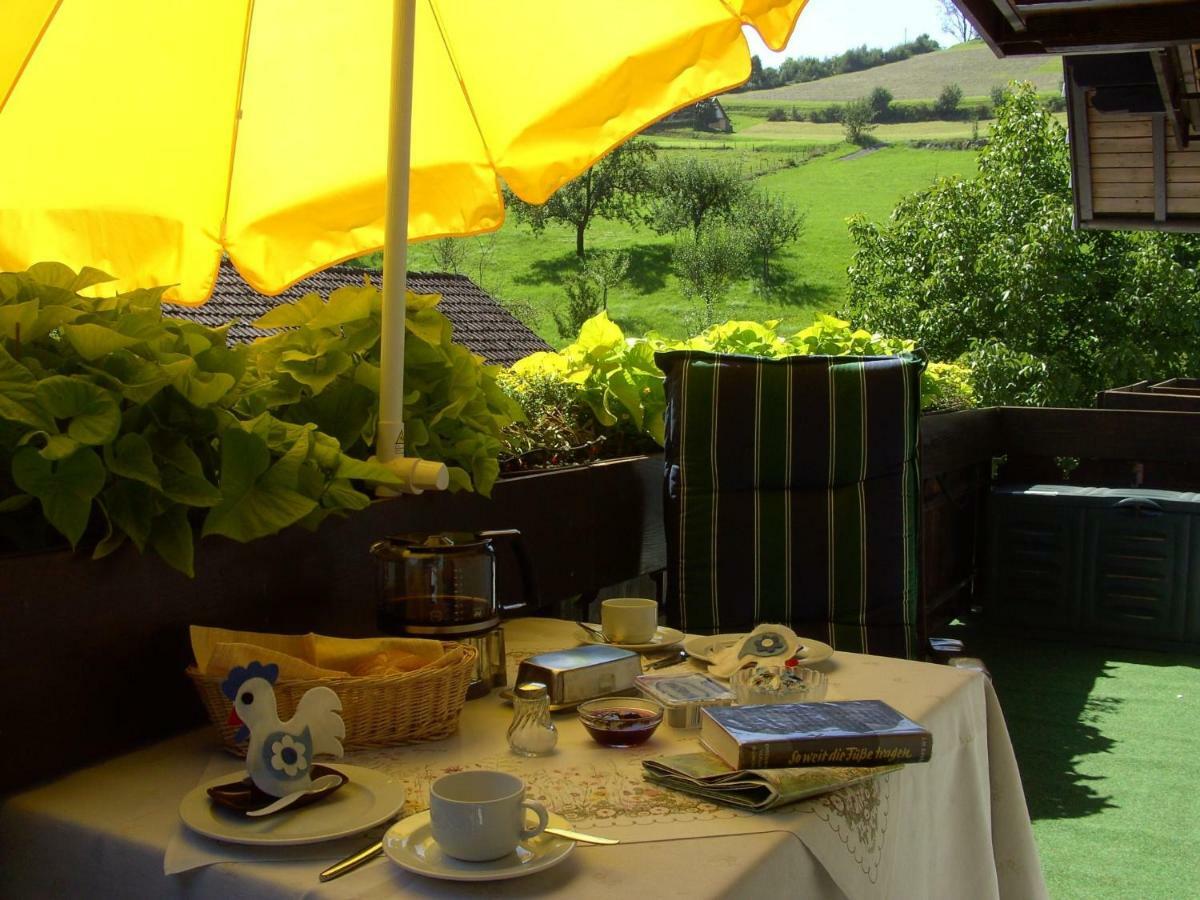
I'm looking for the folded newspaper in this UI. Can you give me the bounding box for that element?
[642,752,901,812]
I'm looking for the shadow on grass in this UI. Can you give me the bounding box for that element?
[948,618,1126,821]
[754,267,838,309]
[513,242,675,296]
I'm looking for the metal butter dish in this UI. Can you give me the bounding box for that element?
[515,645,642,708]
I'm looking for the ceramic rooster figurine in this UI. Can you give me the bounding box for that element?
[221,661,346,798]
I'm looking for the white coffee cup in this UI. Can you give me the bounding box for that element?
[429,770,549,861]
[601,597,659,644]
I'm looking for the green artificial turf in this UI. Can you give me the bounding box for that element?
[951,623,1200,899]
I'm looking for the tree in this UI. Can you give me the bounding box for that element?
[649,156,748,238]
[937,0,977,44]
[868,86,893,119]
[553,267,604,339]
[934,83,964,118]
[840,97,878,145]
[845,82,1200,407]
[429,237,466,274]
[507,141,654,258]
[738,191,805,286]
[584,249,630,311]
[672,223,748,329]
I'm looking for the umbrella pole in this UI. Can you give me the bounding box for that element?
[377,0,446,493]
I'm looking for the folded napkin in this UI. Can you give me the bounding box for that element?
[642,751,901,812]
[190,626,444,676]
[707,623,804,678]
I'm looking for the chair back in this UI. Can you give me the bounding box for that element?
[655,350,925,658]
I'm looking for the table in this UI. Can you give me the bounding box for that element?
[0,619,1046,899]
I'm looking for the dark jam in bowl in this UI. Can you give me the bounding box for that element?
[580,706,662,747]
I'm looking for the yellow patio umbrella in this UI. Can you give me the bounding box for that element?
[0,0,808,482]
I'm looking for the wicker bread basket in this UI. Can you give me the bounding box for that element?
[188,641,477,754]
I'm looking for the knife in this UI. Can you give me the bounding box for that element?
[318,827,619,882]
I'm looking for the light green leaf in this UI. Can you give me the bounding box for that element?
[406,308,450,347]
[160,466,222,507]
[35,376,121,445]
[102,479,155,551]
[446,467,473,492]
[308,285,378,328]
[277,349,351,394]
[202,428,318,542]
[334,454,411,487]
[253,293,325,328]
[11,446,105,546]
[39,433,80,460]
[149,504,195,577]
[321,478,371,511]
[63,323,143,360]
[26,261,114,292]
[103,433,161,488]
[0,345,53,430]
[0,299,39,341]
[0,494,33,512]
[173,368,236,406]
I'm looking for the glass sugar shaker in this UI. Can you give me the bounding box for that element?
[507,682,557,756]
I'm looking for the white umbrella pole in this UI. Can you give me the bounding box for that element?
[378,0,447,493]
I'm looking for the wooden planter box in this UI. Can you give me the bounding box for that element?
[0,455,665,794]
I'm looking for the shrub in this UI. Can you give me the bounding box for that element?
[868,87,893,118]
[934,83,963,117]
[672,224,750,330]
[766,106,788,122]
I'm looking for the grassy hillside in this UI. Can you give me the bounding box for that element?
[728,40,1062,102]
[397,144,978,345]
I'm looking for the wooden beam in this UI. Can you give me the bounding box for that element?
[921,408,1002,473]
[1151,48,1189,149]
[989,0,1028,31]
[1153,114,1168,219]
[999,407,1200,463]
[1067,61,1095,222]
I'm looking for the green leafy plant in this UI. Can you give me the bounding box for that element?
[241,282,522,495]
[847,81,1200,407]
[0,263,411,576]
[505,313,974,460]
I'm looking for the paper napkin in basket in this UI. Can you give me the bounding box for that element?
[642,752,901,812]
[190,625,444,675]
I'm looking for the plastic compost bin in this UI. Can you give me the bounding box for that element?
[984,484,1200,645]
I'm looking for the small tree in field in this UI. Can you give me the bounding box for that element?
[867,86,893,119]
[840,97,877,145]
[508,141,654,259]
[649,156,748,238]
[738,191,805,287]
[430,237,467,274]
[672,223,748,328]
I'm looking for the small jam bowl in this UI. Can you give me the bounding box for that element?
[578,696,664,747]
[731,665,828,706]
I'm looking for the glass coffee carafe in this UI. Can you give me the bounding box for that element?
[370,530,535,699]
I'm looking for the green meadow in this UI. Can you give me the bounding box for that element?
[399,142,979,346]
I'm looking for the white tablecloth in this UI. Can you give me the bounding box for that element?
[0,618,1045,899]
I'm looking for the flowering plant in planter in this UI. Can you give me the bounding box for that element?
[0,264,516,575]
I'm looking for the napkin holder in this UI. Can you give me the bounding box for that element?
[515,645,641,706]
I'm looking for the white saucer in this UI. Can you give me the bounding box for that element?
[581,625,686,653]
[384,811,575,882]
[179,764,405,846]
[684,633,835,667]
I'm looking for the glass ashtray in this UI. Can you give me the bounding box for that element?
[731,665,828,705]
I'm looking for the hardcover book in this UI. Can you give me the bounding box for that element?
[642,752,902,812]
[699,699,932,769]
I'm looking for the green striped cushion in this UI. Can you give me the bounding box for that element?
[656,351,924,659]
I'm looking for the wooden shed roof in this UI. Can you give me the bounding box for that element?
[166,260,551,367]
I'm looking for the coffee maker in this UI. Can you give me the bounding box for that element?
[370,530,536,699]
